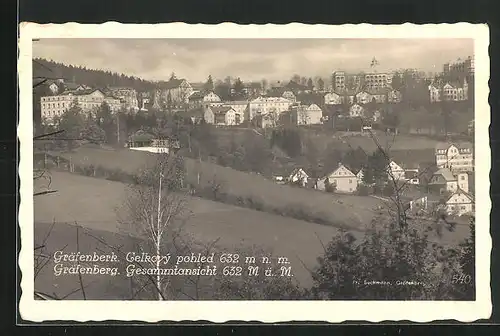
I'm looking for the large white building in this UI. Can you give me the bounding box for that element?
[435,142,474,173]
[247,97,293,121]
[40,89,122,123]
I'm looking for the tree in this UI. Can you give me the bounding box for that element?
[95,102,116,143]
[169,72,176,81]
[117,153,188,300]
[232,77,245,99]
[307,78,314,90]
[204,75,214,91]
[55,100,86,150]
[342,146,368,173]
[311,215,464,300]
[317,78,325,91]
[261,79,268,93]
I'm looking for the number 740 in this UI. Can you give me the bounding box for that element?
[452,274,472,284]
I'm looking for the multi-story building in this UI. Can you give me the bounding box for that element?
[40,89,122,123]
[443,56,475,77]
[107,87,139,112]
[219,101,249,120]
[159,77,193,105]
[247,97,293,121]
[428,78,469,102]
[435,142,474,173]
[364,72,389,90]
[204,106,241,126]
[187,91,221,109]
[331,71,362,92]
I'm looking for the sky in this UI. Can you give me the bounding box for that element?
[33,38,474,83]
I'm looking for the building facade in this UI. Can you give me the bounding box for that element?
[247,97,293,121]
[446,191,474,216]
[159,77,194,105]
[107,87,139,112]
[40,89,122,123]
[204,106,241,126]
[294,104,323,125]
[435,142,474,172]
[187,91,222,109]
[318,163,358,194]
[349,104,365,118]
[364,72,389,90]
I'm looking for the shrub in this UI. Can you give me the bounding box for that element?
[311,215,466,300]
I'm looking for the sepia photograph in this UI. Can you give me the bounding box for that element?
[18,23,491,322]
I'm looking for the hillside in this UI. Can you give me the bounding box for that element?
[34,171,345,289]
[33,58,156,92]
[46,146,385,229]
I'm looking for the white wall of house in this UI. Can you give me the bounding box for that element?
[435,144,474,172]
[322,164,358,193]
[446,192,474,216]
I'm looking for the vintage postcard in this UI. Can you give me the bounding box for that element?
[18,23,491,323]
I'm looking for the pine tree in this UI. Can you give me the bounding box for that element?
[204,75,214,91]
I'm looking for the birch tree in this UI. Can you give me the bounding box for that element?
[117,153,189,300]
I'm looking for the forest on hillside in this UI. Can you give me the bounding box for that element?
[33,58,157,92]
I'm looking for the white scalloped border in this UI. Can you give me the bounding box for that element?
[18,22,492,323]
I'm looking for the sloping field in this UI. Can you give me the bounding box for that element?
[47,146,385,229]
[34,171,345,288]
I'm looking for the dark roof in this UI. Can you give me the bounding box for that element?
[188,91,206,100]
[434,168,456,181]
[129,131,155,142]
[286,81,308,90]
[160,78,187,89]
[64,82,84,90]
[210,106,234,115]
[390,148,435,169]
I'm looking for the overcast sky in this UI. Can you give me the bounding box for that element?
[33,38,473,82]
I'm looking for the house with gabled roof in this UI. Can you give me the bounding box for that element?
[428,167,460,194]
[387,89,402,103]
[355,90,372,104]
[287,168,309,187]
[349,103,365,118]
[445,190,474,216]
[187,91,221,109]
[204,105,241,126]
[293,103,323,125]
[324,91,343,105]
[317,163,358,193]
[282,90,296,103]
[367,87,390,103]
[159,77,193,104]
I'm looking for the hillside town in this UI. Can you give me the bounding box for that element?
[32,36,478,303]
[34,55,475,218]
